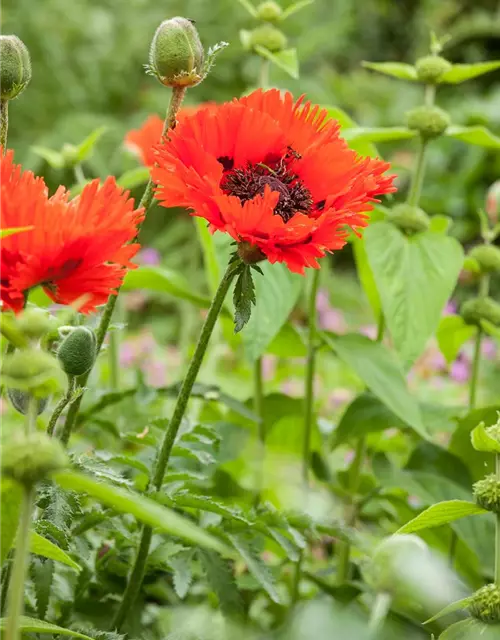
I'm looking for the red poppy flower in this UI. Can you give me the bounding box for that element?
[124,103,217,167]
[1,149,144,313]
[151,89,396,274]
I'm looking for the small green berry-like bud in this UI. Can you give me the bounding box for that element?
[247,25,288,53]
[415,55,452,84]
[461,297,500,327]
[468,244,500,275]
[7,388,49,417]
[387,203,430,234]
[0,35,32,101]
[2,349,63,397]
[2,433,68,487]
[473,474,500,513]
[149,17,204,88]
[17,308,54,341]
[469,584,500,624]
[406,105,450,140]
[256,1,283,22]
[57,326,96,376]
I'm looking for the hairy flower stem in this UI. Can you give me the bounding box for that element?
[47,375,76,437]
[112,260,241,631]
[58,86,185,447]
[0,100,8,151]
[5,397,37,640]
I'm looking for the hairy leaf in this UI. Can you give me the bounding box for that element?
[199,549,244,618]
[233,265,256,333]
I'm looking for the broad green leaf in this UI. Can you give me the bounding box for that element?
[437,315,476,364]
[53,471,233,557]
[424,596,473,624]
[323,333,426,438]
[242,262,302,361]
[29,532,81,571]
[440,618,500,639]
[362,61,418,81]
[441,61,500,84]
[446,125,500,149]
[253,46,299,79]
[429,215,452,234]
[282,0,314,20]
[352,236,381,319]
[397,500,487,534]
[31,145,65,168]
[267,322,307,357]
[0,617,94,639]
[0,477,22,564]
[450,406,500,481]
[364,222,464,367]
[122,266,210,308]
[117,166,150,190]
[75,126,107,162]
[0,226,34,238]
[343,127,416,143]
[322,105,378,157]
[471,422,500,453]
[199,549,244,617]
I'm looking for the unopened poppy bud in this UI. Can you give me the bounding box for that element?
[406,105,450,140]
[148,17,204,88]
[461,297,500,327]
[415,55,452,84]
[486,180,500,224]
[7,388,49,417]
[57,326,96,376]
[245,25,288,53]
[387,203,430,234]
[2,349,63,397]
[0,35,32,101]
[473,474,500,514]
[256,1,283,22]
[468,244,500,275]
[469,584,500,624]
[2,432,68,487]
[17,308,54,341]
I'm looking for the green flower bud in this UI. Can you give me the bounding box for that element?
[17,308,54,341]
[57,326,96,376]
[469,584,500,624]
[7,388,49,417]
[461,297,500,327]
[2,349,64,397]
[406,105,450,140]
[246,24,288,53]
[149,17,204,88]
[2,432,68,486]
[387,203,430,234]
[0,35,32,101]
[415,55,452,84]
[473,474,500,513]
[256,1,283,22]
[61,143,79,168]
[468,244,500,275]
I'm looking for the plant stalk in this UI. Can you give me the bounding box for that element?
[254,357,264,444]
[406,139,428,207]
[58,86,185,446]
[0,100,8,151]
[47,375,76,437]
[112,260,240,630]
[469,274,490,410]
[368,592,392,638]
[495,454,500,586]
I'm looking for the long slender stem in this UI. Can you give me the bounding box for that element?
[259,59,270,89]
[469,329,482,410]
[5,397,37,640]
[495,454,500,586]
[47,376,76,437]
[58,87,186,447]
[368,592,392,638]
[112,260,240,631]
[406,139,428,207]
[0,100,8,151]
[73,163,86,185]
[254,357,264,443]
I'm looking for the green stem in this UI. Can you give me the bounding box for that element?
[112,260,240,631]
[0,100,8,151]
[406,139,428,207]
[46,376,76,437]
[254,357,264,444]
[368,592,392,638]
[73,163,86,185]
[469,329,482,410]
[259,59,270,89]
[58,87,186,447]
[5,397,37,640]
[495,454,500,586]
[376,313,385,343]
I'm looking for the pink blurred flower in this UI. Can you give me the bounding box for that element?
[482,338,497,360]
[450,358,470,383]
[316,289,330,313]
[359,325,377,340]
[145,359,167,387]
[443,300,457,316]
[328,387,354,409]
[137,247,161,266]
[262,355,277,381]
[319,308,347,333]
[123,290,148,312]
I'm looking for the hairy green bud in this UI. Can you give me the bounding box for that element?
[406,105,450,140]
[246,25,288,53]
[469,584,500,624]
[0,35,32,101]
[468,244,500,275]
[473,474,500,513]
[461,297,500,327]
[415,55,452,84]
[256,1,283,22]
[17,308,54,341]
[387,203,430,234]
[57,326,96,376]
[7,388,49,417]
[149,17,204,88]
[2,349,63,397]
[2,433,68,486]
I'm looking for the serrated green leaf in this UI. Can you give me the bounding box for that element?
[362,61,418,81]
[233,265,256,333]
[170,550,193,599]
[29,533,81,571]
[75,126,107,162]
[0,225,34,238]
[396,500,487,534]
[437,315,476,364]
[441,61,500,84]
[364,222,464,367]
[439,618,500,639]
[31,557,54,619]
[199,549,244,618]
[53,471,233,557]
[266,527,300,561]
[321,105,378,157]
[123,266,210,308]
[116,166,150,190]
[446,125,500,149]
[424,596,473,624]
[0,617,95,639]
[0,477,22,565]
[162,494,251,526]
[343,127,416,143]
[471,422,500,453]
[254,46,299,79]
[227,533,282,603]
